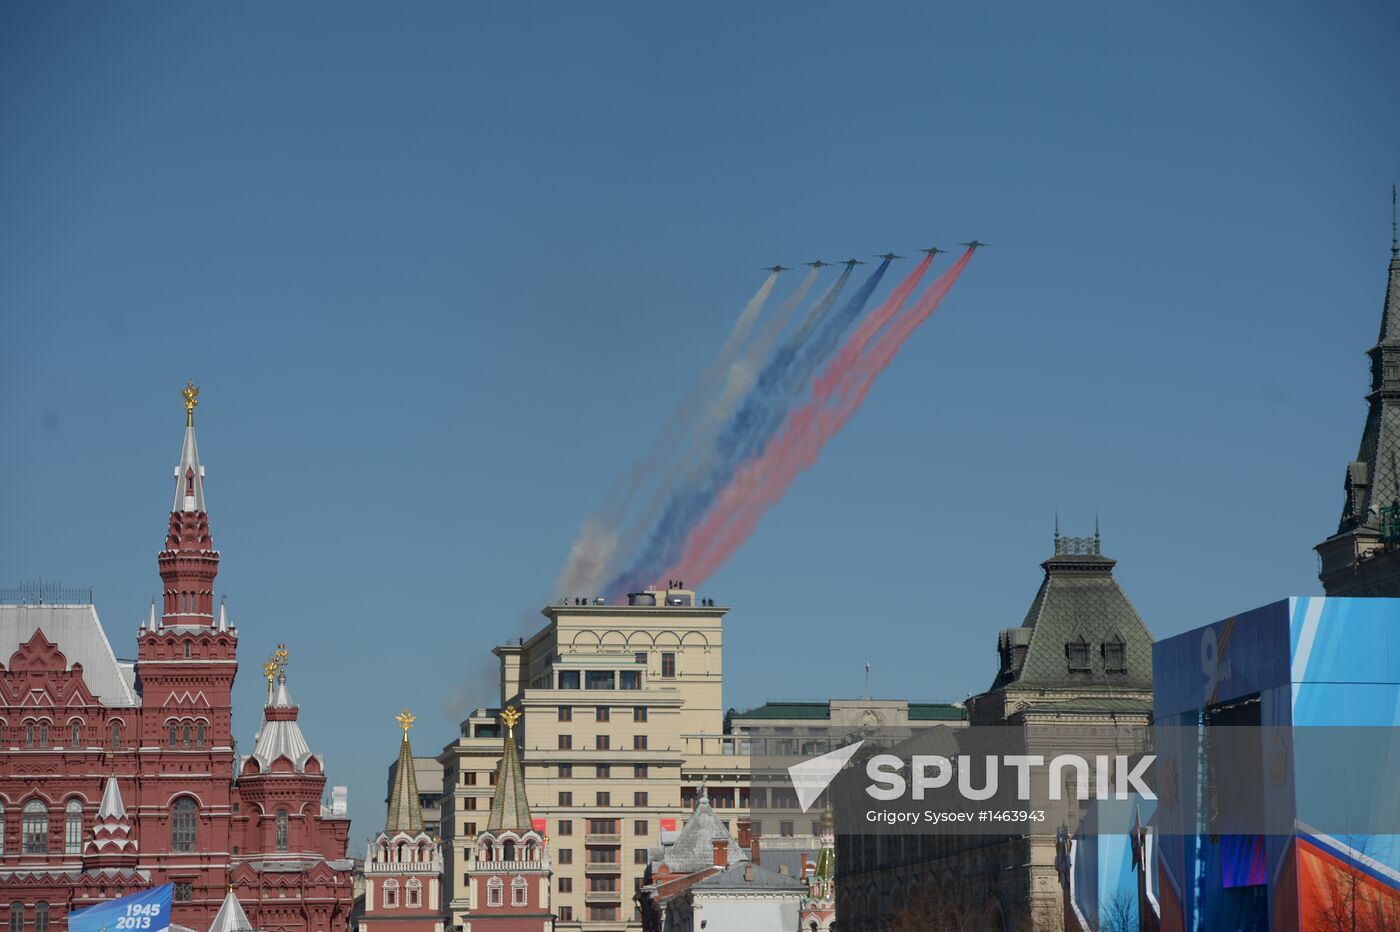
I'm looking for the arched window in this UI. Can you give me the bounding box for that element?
[22,800,49,855]
[0,801,5,855]
[110,721,122,750]
[383,879,399,908]
[25,723,34,747]
[171,797,197,853]
[33,905,48,932]
[184,642,191,659]
[196,723,206,747]
[275,809,289,851]
[502,840,516,862]
[405,879,421,908]
[511,876,528,906]
[168,723,178,747]
[71,722,82,746]
[65,799,83,854]
[487,877,503,907]
[182,724,192,748]
[9,903,23,932]
[480,840,493,863]
[38,723,48,747]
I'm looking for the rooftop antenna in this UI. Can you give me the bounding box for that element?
[863,659,871,700]
[1054,510,1060,551]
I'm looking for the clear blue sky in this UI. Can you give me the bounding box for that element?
[2,2,1397,836]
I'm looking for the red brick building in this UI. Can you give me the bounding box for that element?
[0,385,354,932]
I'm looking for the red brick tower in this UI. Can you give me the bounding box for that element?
[361,711,445,932]
[0,383,353,932]
[462,707,552,932]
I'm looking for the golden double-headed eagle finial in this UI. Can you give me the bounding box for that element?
[262,644,289,698]
[181,381,200,426]
[396,708,416,735]
[500,706,521,737]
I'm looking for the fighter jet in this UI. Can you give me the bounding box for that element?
[960,240,989,250]
[840,258,866,267]
[804,260,833,269]
[921,246,948,257]
[874,252,904,262]
[763,264,791,273]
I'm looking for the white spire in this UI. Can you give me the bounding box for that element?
[208,889,253,932]
[98,775,127,820]
[146,599,157,632]
[218,597,229,632]
[172,421,207,513]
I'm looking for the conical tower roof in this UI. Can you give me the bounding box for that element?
[208,889,254,932]
[486,706,533,832]
[386,709,424,834]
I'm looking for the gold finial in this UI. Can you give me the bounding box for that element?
[396,708,416,736]
[262,644,289,698]
[500,706,521,737]
[181,380,200,427]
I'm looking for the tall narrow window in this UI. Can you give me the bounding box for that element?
[71,722,81,746]
[0,802,6,855]
[184,642,191,659]
[38,723,48,748]
[661,652,676,678]
[406,879,422,908]
[487,877,503,907]
[168,723,177,747]
[22,800,49,855]
[65,799,83,854]
[182,725,192,749]
[511,876,528,906]
[275,809,289,851]
[33,905,48,932]
[171,797,197,853]
[110,721,122,750]
[25,723,34,747]
[9,904,23,932]
[196,723,206,747]
[383,880,399,908]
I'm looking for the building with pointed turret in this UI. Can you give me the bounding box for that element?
[1317,203,1400,594]
[0,385,354,932]
[835,526,1154,931]
[459,708,552,932]
[360,711,445,932]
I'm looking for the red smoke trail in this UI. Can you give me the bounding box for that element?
[666,248,974,585]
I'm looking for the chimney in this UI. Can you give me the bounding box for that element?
[750,834,761,866]
[744,864,754,883]
[778,863,790,876]
[800,853,810,877]
[736,818,752,850]
[712,838,728,868]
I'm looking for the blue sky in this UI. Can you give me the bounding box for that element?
[2,1,1397,835]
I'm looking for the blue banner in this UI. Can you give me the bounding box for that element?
[69,885,173,932]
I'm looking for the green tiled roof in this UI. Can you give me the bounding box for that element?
[908,703,967,721]
[991,545,1154,692]
[730,702,830,720]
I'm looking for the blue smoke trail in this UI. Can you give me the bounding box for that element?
[608,260,891,595]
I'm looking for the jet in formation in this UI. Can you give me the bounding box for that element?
[960,240,989,250]
[874,252,904,262]
[763,264,791,273]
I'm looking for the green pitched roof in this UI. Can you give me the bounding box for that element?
[990,541,1153,692]
[385,732,423,834]
[487,717,533,832]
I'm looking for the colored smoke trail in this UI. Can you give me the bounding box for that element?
[554,273,782,596]
[666,248,975,585]
[606,261,893,597]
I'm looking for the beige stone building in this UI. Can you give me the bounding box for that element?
[437,586,750,931]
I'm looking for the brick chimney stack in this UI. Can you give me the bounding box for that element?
[712,838,728,868]
[750,834,762,866]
